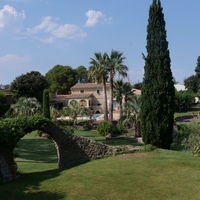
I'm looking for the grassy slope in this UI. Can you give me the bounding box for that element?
[1,131,200,200]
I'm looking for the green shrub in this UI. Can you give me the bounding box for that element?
[114,123,128,135]
[171,124,192,150]
[139,144,157,152]
[97,121,112,136]
[181,123,200,155]
[0,115,51,146]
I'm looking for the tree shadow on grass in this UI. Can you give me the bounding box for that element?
[15,138,58,163]
[95,138,144,146]
[0,169,66,200]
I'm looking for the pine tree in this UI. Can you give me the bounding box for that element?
[140,0,175,149]
[43,89,50,119]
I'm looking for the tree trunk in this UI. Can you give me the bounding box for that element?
[102,77,108,121]
[109,76,113,122]
[119,99,123,119]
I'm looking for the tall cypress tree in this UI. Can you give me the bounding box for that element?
[43,89,50,119]
[140,0,175,149]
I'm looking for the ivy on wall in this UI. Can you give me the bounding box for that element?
[0,115,51,146]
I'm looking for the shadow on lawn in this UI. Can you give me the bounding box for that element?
[15,138,58,163]
[96,138,144,146]
[1,169,66,200]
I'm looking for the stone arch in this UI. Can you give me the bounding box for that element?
[0,116,119,181]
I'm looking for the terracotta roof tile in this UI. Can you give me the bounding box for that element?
[50,93,93,102]
[68,93,93,99]
[71,83,109,89]
[50,95,69,102]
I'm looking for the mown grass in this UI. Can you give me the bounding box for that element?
[1,130,200,199]
[74,129,143,146]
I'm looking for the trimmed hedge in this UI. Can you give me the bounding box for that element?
[0,115,50,146]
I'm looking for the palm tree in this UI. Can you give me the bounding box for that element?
[108,50,128,122]
[89,52,109,121]
[122,95,141,137]
[113,80,128,118]
[114,80,134,118]
[66,100,89,124]
[11,97,42,117]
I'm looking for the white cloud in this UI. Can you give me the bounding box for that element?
[85,10,112,27]
[27,16,87,42]
[0,54,31,67]
[0,5,25,33]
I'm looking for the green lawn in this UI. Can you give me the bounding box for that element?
[1,130,200,200]
[74,129,143,146]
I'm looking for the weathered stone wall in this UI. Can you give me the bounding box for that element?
[43,123,120,169]
[0,152,13,182]
[0,121,121,181]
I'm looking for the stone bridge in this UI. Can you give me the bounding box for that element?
[0,116,121,182]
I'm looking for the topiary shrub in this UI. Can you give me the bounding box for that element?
[97,121,112,136]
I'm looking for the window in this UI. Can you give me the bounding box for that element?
[80,100,87,106]
[80,89,84,93]
[97,89,100,94]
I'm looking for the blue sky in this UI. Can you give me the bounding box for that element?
[0,0,200,85]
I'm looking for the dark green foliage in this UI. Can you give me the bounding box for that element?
[97,121,112,136]
[171,124,191,150]
[10,71,49,103]
[195,56,200,78]
[139,144,157,152]
[43,89,50,119]
[45,65,78,95]
[55,120,74,127]
[175,91,193,112]
[133,82,143,90]
[0,91,10,117]
[0,115,51,146]
[75,65,88,83]
[180,123,200,155]
[140,0,175,149]
[184,75,199,93]
[115,123,128,135]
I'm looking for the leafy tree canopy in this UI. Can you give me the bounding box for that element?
[184,75,199,93]
[133,82,142,90]
[45,65,78,95]
[0,90,10,117]
[10,71,49,103]
[75,65,88,83]
[175,90,193,112]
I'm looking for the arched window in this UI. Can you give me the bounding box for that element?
[80,100,87,106]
